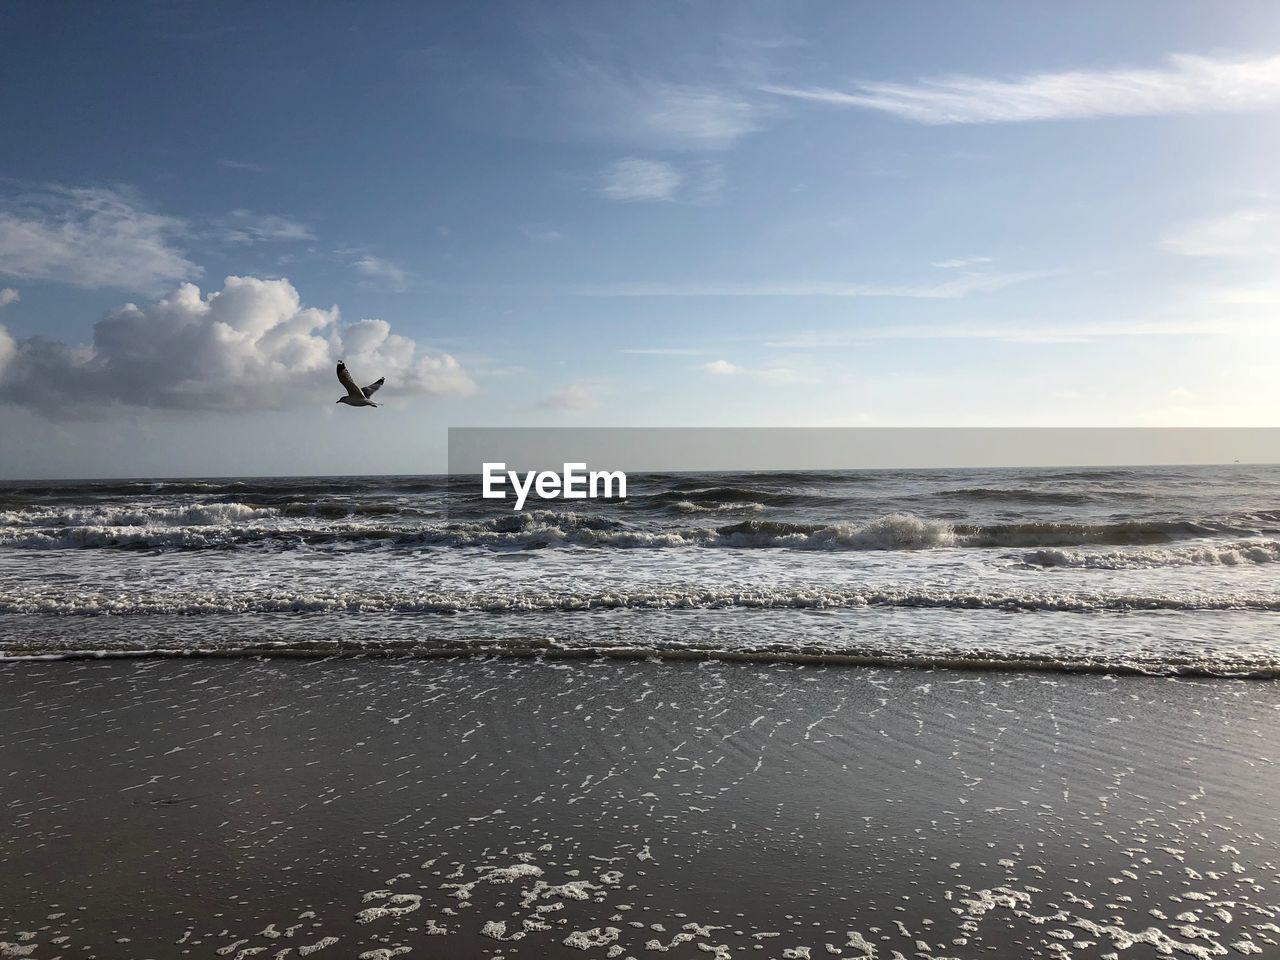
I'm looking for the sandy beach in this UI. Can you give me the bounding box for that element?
[3,656,1279,959]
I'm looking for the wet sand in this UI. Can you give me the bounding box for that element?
[2,658,1280,959]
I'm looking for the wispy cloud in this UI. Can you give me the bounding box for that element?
[560,67,762,150]
[599,158,684,202]
[704,359,808,382]
[217,158,268,172]
[628,85,760,149]
[567,271,1041,298]
[765,315,1280,348]
[618,346,706,356]
[1160,208,1280,257]
[216,209,314,244]
[0,186,317,293]
[539,383,599,410]
[520,224,564,242]
[0,288,17,310]
[597,158,725,204]
[351,255,412,292]
[0,185,198,293]
[764,52,1280,124]
[931,256,992,269]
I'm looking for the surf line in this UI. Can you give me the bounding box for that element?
[481,462,627,511]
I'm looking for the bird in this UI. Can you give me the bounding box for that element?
[335,361,384,407]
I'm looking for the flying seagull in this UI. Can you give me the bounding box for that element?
[335,361,384,407]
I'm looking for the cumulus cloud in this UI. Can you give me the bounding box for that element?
[764,52,1280,125]
[0,185,198,292]
[600,158,685,202]
[0,276,475,415]
[704,359,741,375]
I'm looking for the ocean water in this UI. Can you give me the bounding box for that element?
[1,464,1278,674]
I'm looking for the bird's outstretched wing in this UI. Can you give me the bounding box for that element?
[362,377,385,399]
[336,362,363,399]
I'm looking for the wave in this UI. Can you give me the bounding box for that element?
[667,500,767,514]
[2,635,1277,678]
[936,487,1109,505]
[2,585,1277,615]
[714,514,960,549]
[643,487,793,506]
[0,511,1264,552]
[1020,540,1280,569]
[0,502,279,529]
[276,500,427,519]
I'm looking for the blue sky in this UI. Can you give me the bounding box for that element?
[2,1,1280,476]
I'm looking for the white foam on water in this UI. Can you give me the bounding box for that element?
[355,892,420,924]
[296,938,339,956]
[563,926,621,950]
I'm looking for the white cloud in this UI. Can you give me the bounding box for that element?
[352,255,412,292]
[764,314,1280,348]
[0,186,198,292]
[931,256,992,269]
[1160,208,1280,257]
[763,52,1280,124]
[0,276,476,415]
[520,224,564,242]
[218,159,268,172]
[619,346,706,356]
[569,271,1041,298]
[1203,282,1280,304]
[600,158,684,202]
[633,86,760,149]
[0,289,16,378]
[0,324,14,379]
[426,19,768,152]
[217,209,314,244]
[561,67,761,150]
[540,383,598,410]
[703,359,805,382]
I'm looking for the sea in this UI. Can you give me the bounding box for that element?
[1,464,1278,675]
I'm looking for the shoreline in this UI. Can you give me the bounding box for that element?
[2,641,1278,678]
[4,656,1280,959]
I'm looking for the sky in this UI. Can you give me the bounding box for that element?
[2,0,1280,477]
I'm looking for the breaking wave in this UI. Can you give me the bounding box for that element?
[1022,540,1280,569]
[0,510,1265,552]
[2,585,1277,615]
